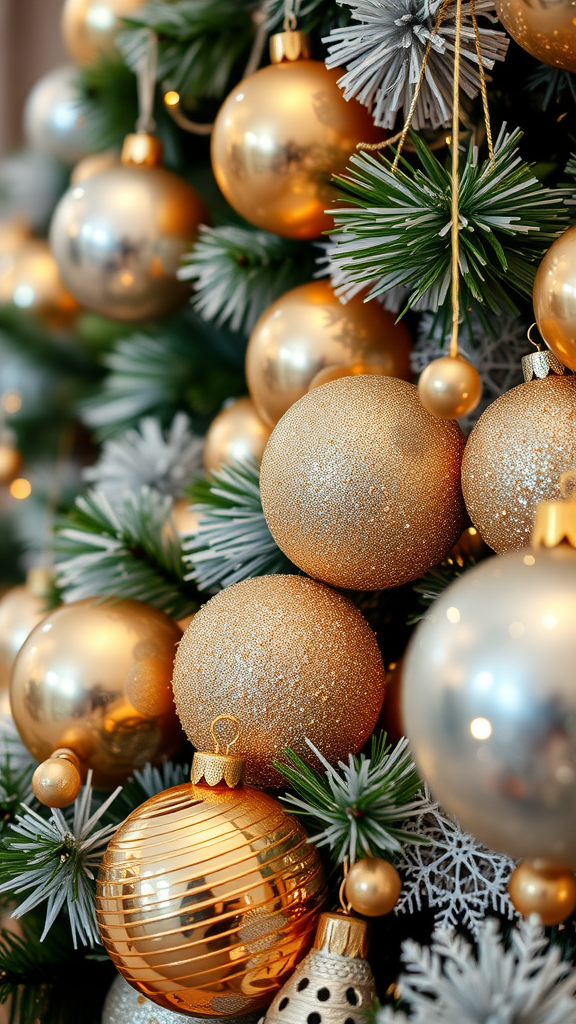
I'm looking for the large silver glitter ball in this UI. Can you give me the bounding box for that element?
[102,974,261,1024]
[403,544,576,866]
[24,65,92,167]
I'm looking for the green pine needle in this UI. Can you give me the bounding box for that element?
[75,58,139,151]
[329,126,571,318]
[264,0,350,33]
[275,733,430,864]
[526,65,576,112]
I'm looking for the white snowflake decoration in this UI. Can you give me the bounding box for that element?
[377,916,576,1024]
[84,412,204,502]
[412,313,530,432]
[396,785,517,934]
[324,0,509,131]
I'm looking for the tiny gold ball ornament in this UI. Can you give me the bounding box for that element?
[534,225,576,371]
[260,375,466,591]
[171,574,385,788]
[11,598,184,789]
[418,355,482,419]
[461,375,576,553]
[495,0,576,71]
[203,396,272,473]
[246,280,412,428]
[24,65,93,166]
[0,238,79,328]
[62,0,147,66]
[32,754,82,808]
[211,36,382,239]
[344,858,402,917]
[508,860,576,925]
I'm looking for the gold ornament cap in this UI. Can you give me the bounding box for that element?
[270,30,311,63]
[312,912,369,959]
[191,714,245,788]
[531,470,576,551]
[121,132,163,168]
[522,347,566,382]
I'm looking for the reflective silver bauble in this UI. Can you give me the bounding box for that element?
[102,974,261,1024]
[24,65,92,167]
[403,544,576,866]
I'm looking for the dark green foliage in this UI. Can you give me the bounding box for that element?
[264,0,350,35]
[75,57,140,151]
[408,553,486,624]
[526,64,576,112]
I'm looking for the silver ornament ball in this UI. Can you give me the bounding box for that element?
[102,974,261,1024]
[403,545,576,866]
[24,65,93,167]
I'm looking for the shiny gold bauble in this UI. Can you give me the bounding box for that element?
[344,858,402,917]
[246,281,412,428]
[204,397,272,474]
[24,65,92,167]
[508,860,576,925]
[62,0,146,66]
[96,779,327,1016]
[32,754,82,808]
[495,0,576,70]
[211,59,381,239]
[70,150,119,185]
[309,361,391,390]
[0,584,47,714]
[50,161,207,321]
[172,574,385,788]
[10,599,183,788]
[418,355,482,419]
[461,375,576,553]
[534,225,576,371]
[0,239,79,327]
[260,376,466,590]
[0,443,22,486]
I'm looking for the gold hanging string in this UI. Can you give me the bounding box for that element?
[470,0,494,166]
[449,0,463,359]
[283,0,300,31]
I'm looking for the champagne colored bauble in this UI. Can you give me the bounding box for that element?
[71,150,118,185]
[10,599,183,788]
[32,754,82,808]
[50,156,207,321]
[102,974,261,1024]
[62,0,146,66]
[418,355,482,419]
[461,375,576,553]
[495,0,576,70]
[534,225,576,371]
[403,544,576,865]
[0,584,47,713]
[211,56,381,239]
[309,361,390,390]
[24,65,92,166]
[0,239,79,327]
[246,281,412,428]
[508,860,576,925]
[0,220,30,272]
[204,397,271,473]
[97,780,326,1016]
[171,575,385,788]
[344,858,402,917]
[260,376,466,591]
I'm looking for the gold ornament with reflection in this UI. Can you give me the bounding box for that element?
[418,355,482,419]
[509,859,576,925]
[343,857,402,917]
[0,238,79,328]
[534,224,576,371]
[495,0,576,71]
[0,582,48,715]
[204,396,271,473]
[62,0,147,66]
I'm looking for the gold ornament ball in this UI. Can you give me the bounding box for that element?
[534,225,576,371]
[461,375,576,553]
[246,280,412,428]
[260,375,466,591]
[203,396,271,474]
[0,584,47,714]
[344,858,402,917]
[211,58,381,239]
[418,355,482,420]
[32,755,82,808]
[24,65,93,166]
[70,150,119,185]
[10,598,184,788]
[96,780,327,1016]
[309,361,391,390]
[0,444,22,486]
[50,162,207,321]
[0,238,79,328]
[495,0,576,71]
[509,860,576,925]
[62,0,147,66]
[171,574,385,788]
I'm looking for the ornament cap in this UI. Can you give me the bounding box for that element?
[522,347,566,382]
[191,714,245,788]
[313,912,368,959]
[532,501,576,551]
[269,30,311,64]
[121,132,163,168]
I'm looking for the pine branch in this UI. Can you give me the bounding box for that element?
[275,733,430,864]
[0,757,35,839]
[184,459,297,591]
[105,760,190,823]
[526,64,576,112]
[264,0,350,33]
[75,57,139,151]
[179,226,316,335]
[328,127,571,317]
[408,554,481,624]
[56,488,200,619]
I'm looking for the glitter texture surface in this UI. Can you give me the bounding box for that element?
[103,974,260,1024]
[462,375,576,553]
[259,376,466,590]
[171,574,385,788]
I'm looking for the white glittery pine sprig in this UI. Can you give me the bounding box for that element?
[324,0,509,130]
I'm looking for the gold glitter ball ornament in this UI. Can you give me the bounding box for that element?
[171,574,385,788]
[96,766,326,1015]
[461,374,576,553]
[260,376,466,591]
[494,0,576,71]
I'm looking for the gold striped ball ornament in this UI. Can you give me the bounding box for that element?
[97,738,327,1017]
[260,375,466,590]
[462,374,576,553]
[171,574,385,788]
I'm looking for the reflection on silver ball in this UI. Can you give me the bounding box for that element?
[403,545,576,866]
[102,974,261,1024]
[50,165,207,321]
[24,66,92,167]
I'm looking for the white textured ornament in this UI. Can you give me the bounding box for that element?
[102,974,261,1024]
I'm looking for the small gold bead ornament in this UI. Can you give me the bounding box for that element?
[508,859,576,925]
[32,748,82,808]
[343,857,402,918]
[418,354,482,419]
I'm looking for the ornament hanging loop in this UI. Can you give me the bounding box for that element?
[135,29,158,135]
[338,856,352,916]
[210,714,241,755]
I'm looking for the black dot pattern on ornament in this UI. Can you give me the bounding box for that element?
[279,998,290,1010]
[345,1017,355,1024]
[308,1013,321,1024]
[317,988,330,1001]
[345,989,359,1006]
[298,979,310,992]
